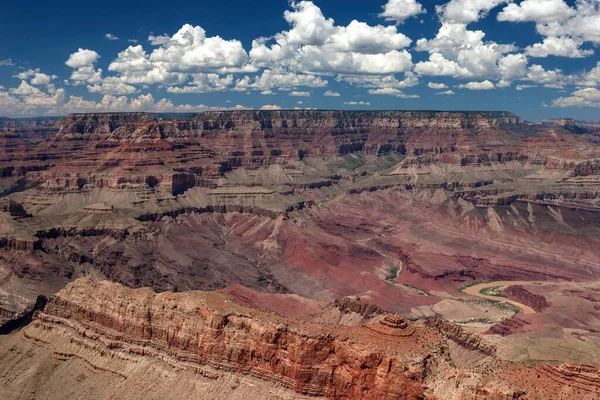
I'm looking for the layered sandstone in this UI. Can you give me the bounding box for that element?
[37,277,433,399]
[3,278,599,399]
[503,285,550,312]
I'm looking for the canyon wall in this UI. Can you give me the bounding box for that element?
[38,277,433,399]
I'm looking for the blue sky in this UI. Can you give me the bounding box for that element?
[0,0,599,120]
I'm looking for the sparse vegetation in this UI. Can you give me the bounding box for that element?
[480,286,506,297]
[386,266,399,281]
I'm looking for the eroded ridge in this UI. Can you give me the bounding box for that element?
[34,277,433,399]
[536,363,600,395]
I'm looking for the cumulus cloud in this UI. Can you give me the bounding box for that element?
[516,84,536,90]
[87,77,137,95]
[551,87,600,107]
[414,22,524,82]
[289,90,311,97]
[379,0,426,24]
[260,104,282,110]
[578,62,600,86]
[14,68,57,86]
[524,64,570,87]
[66,48,100,68]
[249,1,413,75]
[458,80,495,90]
[368,87,419,98]
[435,90,455,95]
[65,49,103,86]
[324,90,340,96]
[0,87,247,116]
[167,74,234,93]
[427,82,448,89]
[9,81,65,108]
[498,0,575,24]
[499,0,600,52]
[234,69,327,92]
[415,53,473,78]
[437,0,507,24]
[105,33,119,41]
[148,24,249,73]
[525,36,593,58]
[536,1,600,44]
[344,101,370,105]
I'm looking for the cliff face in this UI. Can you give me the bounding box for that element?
[38,277,432,399]
[503,285,550,312]
[3,278,598,400]
[1,111,596,199]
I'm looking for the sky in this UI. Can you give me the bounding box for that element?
[0,0,599,121]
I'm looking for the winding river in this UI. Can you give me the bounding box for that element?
[461,281,540,315]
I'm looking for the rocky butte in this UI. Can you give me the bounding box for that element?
[1,110,600,399]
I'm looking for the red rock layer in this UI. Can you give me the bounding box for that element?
[39,277,436,399]
[503,285,550,312]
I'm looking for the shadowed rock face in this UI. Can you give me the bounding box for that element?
[0,111,600,395]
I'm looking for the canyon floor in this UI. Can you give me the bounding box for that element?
[1,111,600,398]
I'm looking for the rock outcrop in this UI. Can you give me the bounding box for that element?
[36,278,432,399]
[425,318,497,356]
[503,285,550,312]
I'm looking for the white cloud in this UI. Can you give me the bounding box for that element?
[338,72,419,90]
[128,39,139,44]
[427,82,448,89]
[499,0,600,50]
[379,0,426,24]
[69,67,103,85]
[324,90,340,96]
[167,73,234,93]
[107,45,187,85]
[65,48,100,68]
[435,90,455,95]
[148,33,171,46]
[66,49,103,86]
[437,0,507,24]
[260,104,282,110]
[525,36,593,58]
[105,33,119,41]
[414,23,522,81]
[458,80,495,90]
[498,0,575,24]
[415,53,473,78]
[249,1,413,75]
[498,53,528,80]
[551,87,600,107]
[0,59,14,67]
[9,81,65,108]
[234,69,327,92]
[87,77,137,95]
[525,64,569,87]
[148,24,249,73]
[516,84,536,90]
[536,2,600,44]
[14,68,57,86]
[344,101,370,105]
[289,91,311,97]
[578,62,600,86]
[368,87,418,98]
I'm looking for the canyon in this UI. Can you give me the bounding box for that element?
[1,110,600,398]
